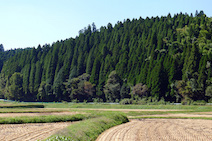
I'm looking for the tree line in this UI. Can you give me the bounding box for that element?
[0,11,211,102]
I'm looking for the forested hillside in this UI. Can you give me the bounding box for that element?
[0,11,211,102]
[0,45,24,73]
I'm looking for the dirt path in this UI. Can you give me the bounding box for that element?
[96,119,212,141]
[70,108,184,112]
[0,122,72,141]
[128,113,212,118]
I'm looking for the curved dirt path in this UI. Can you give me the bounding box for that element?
[96,119,212,141]
[0,122,72,141]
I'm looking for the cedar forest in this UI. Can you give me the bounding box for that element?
[0,11,212,103]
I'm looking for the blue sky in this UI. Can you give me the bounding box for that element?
[0,0,211,50]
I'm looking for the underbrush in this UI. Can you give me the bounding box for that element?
[119,98,209,106]
[119,97,171,105]
[0,114,88,124]
[46,112,129,141]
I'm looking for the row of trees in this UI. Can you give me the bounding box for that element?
[0,11,211,102]
[0,70,149,102]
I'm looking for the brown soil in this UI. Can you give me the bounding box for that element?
[193,112,212,115]
[0,111,78,117]
[0,122,72,141]
[96,119,212,141]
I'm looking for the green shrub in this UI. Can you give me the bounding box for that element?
[119,98,133,105]
[208,98,212,103]
[192,100,206,105]
[46,136,71,141]
[71,99,79,103]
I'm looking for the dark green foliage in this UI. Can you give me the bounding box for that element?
[104,71,122,102]
[120,83,131,99]
[89,56,101,84]
[53,67,66,101]
[5,72,23,101]
[0,11,211,102]
[0,44,4,52]
[65,73,94,102]
[132,83,148,98]
[205,85,212,98]
[37,81,47,101]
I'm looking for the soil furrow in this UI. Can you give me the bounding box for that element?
[96,119,212,141]
[0,122,71,141]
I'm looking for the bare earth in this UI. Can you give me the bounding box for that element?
[96,119,212,141]
[0,122,72,141]
[0,109,211,141]
[70,108,184,112]
[128,112,212,118]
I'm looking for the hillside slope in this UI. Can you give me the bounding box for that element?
[0,11,211,102]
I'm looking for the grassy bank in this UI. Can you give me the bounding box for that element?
[46,112,129,141]
[0,108,68,113]
[0,114,88,124]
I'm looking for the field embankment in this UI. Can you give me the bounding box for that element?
[0,111,79,117]
[46,112,128,141]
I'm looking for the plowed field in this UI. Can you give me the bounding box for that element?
[96,119,212,141]
[0,122,72,141]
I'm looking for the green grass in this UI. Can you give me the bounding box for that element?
[1,101,211,112]
[43,103,212,111]
[0,108,68,113]
[46,112,129,141]
[0,114,88,124]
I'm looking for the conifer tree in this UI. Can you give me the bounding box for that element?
[6,73,23,101]
[89,56,101,84]
[29,63,35,95]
